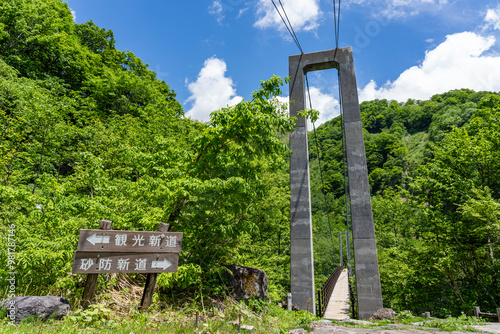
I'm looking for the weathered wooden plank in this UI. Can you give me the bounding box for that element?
[77,229,183,253]
[82,274,99,309]
[82,220,111,309]
[72,252,179,274]
[140,222,169,311]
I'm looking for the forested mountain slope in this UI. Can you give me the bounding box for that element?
[309,90,500,315]
[0,0,294,302]
[1,0,499,318]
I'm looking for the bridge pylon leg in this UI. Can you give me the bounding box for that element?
[289,48,383,319]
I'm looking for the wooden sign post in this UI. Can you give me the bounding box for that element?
[73,221,183,309]
[141,222,169,310]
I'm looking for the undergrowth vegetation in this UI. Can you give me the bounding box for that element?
[0,293,318,333]
[1,0,500,328]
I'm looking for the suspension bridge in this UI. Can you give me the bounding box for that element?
[317,266,350,319]
[270,0,383,319]
[317,233,353,319]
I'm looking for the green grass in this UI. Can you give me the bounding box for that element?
[0,293,487,334]
[0,300,319,334]
[0,312,486,333]
[421,315,485,332]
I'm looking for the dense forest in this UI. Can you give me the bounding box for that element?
[310,89,500,316]
[0,0,294,303]
[0,0,499,319]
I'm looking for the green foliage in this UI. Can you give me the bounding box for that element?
[298,108,320,123]
[393,309,414,322]
[157,264,203,290]
[424,315,484,332]
[67,303,114,327]
[0,0,294,305]
[2,0,500,320]
[0,298,319,333]
[311,88,500,315]
[370,94,500,315]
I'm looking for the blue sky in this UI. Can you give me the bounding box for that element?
[65,0,500,125]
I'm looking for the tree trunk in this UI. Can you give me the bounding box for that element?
[488,235,494,262]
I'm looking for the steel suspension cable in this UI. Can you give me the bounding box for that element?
[333,0,341,48]
[306,73,337,267]
[277,0,303,53]
[271,0,347,269]
[333,0,341,58]
[271,0,303,54]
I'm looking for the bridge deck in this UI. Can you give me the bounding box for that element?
[323,269,350,320]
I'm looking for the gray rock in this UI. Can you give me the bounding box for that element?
[311,328,337,334]
[472,324,500,334]
[339,319,372,326]
[289,329,309,334]
[241,324,255,331]
[370,308,396,320]
[0,296,70,323]
[293,322,486,334]
[224,265,269,301]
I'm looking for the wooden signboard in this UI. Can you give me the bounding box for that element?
[73,221,183,310]
[72,252,179,274]
[76,229,183,253]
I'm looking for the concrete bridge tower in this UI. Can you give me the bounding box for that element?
[289,47,383,319]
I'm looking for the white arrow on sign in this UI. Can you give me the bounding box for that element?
[86,234,110,245]
[151,259,172,270]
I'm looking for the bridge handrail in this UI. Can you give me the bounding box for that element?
[317,265,344,317]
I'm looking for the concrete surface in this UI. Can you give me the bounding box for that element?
[473,323,500,333]
[288,52,314,314]
[289,321,500,334]
[288,47,382,319]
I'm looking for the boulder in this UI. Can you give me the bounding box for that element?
[224,265,269,301]
[370,307,396,320]
[240,324,255,331]
[289,329,309,334]
[0,296,70,323]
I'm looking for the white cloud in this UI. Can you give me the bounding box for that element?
[359,32,500,102]
[345,0,369,5]
[254,0,322,32]
[484,6,500,30]
[237,7,249,19]
[382,0,449,18]
[347,0,449,19]
[209,1,224,24]
[185,57,243,122]
[70,8,76,22]
[306,87,340,127]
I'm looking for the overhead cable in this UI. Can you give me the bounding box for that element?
[333,0,341,58]
[271,0,304,54]
[306,73,337,267]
